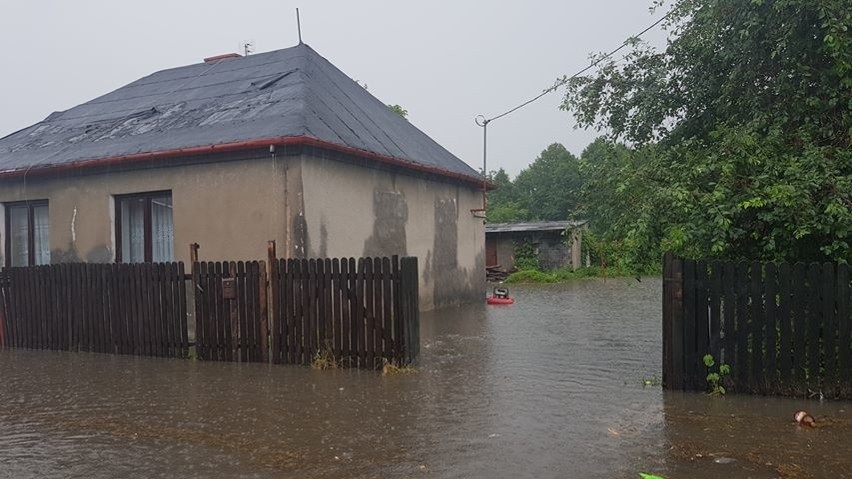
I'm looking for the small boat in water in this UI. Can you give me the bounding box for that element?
[487,287,514,305]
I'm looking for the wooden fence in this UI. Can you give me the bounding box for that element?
[193,261,268,363]
[0,263,188,357]
[663,253,852,398]
[270,256,420,368]
[0,254,421,369]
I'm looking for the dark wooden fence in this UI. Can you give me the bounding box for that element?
[0,263,188,357]
[663,253,852,398]
[0,255,421,369]
[270,256,420,368]
[192,261,268,363]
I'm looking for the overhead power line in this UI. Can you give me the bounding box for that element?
[473,8,675,212]
[476,9,673,126]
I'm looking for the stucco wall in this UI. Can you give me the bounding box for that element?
[0,155,294,265]
[299,155,485,310]
[0,153,485,310]
[494,237,517,270]
[490,228,584,271]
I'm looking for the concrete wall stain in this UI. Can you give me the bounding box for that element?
[363,190,408,258]
[85,245,113,263]
[292,212,309,259]
[51,243,81,263]
[318,217,328,258]
[432,197,462,308]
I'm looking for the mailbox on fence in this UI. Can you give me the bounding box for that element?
[222,278,237,299]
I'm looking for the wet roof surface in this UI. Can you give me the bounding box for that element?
[485,220,587,234]
[0,44,479,180]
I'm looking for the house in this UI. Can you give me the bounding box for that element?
[0,44,486,310]
[485,220,587,271]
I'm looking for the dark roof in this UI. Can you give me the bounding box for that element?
[0,44,481,183]
[485,220,587,234]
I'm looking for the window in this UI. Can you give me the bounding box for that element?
[115,191,173,263]
[4,200,50,267]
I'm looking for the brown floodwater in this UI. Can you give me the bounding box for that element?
[1,278,850,479]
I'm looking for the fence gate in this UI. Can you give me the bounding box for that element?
[270,256,420,369]
[192,261,268,362]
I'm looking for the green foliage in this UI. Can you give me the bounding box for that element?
[387,104,408,119]
[703,353,731,395]
[642,376,662,387]
[504,266,636,283]
[504,269,558,284]
[562,0,852,265]
[488,201,530,223]
[639,474,666,479]
[486,144,584,223]
[513,144,583,221]
[513,241,539,271]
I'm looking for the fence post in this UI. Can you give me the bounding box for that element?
[399,257,420,364]
[662,252,684,390]
[190,243,200,264]
[0,271,6,348]
[266,240,276,363]
[663,253,672,388]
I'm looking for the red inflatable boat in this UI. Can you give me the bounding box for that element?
[487,287,514,305]
[487,296,515,305]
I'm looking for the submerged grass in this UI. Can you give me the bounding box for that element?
[381,360,417,375]
[311,349,340,370]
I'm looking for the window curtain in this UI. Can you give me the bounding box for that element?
[33,204,50,265]
[8,206,28,267]
[151,195,173,262]
[121,198,146,263]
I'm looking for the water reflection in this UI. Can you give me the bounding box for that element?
[0,278,849,478]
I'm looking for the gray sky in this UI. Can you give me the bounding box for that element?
[0,1,667,177]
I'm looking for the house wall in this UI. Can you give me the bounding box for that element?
[0,155,296,266]
[0,152,485,310]
[299,155,486,311]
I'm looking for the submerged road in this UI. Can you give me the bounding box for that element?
[0,278,849,478]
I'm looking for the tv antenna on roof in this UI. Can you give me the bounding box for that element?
[243,42,254,56]
[296,8,303,44]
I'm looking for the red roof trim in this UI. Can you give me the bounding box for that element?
[0,136,490,188]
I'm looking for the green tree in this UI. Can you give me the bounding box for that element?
[577,138,662,270]
[387,104,408,119]
[513,143,583,221]
[563,0,852,266]
[487,168,516,205]
[487,201,530,223]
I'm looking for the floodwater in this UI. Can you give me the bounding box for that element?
[1,278,850,479]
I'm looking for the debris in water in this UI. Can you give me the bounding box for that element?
[794,410,816,428]
[713,457,736,464]
[488,433,501,438]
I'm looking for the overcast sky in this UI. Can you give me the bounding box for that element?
[0,1,667,177]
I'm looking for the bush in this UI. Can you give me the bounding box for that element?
[506,266,639,284]
[513,240,539,271]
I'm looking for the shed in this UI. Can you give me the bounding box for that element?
[485,220,587,271]
[0,43,485,310]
